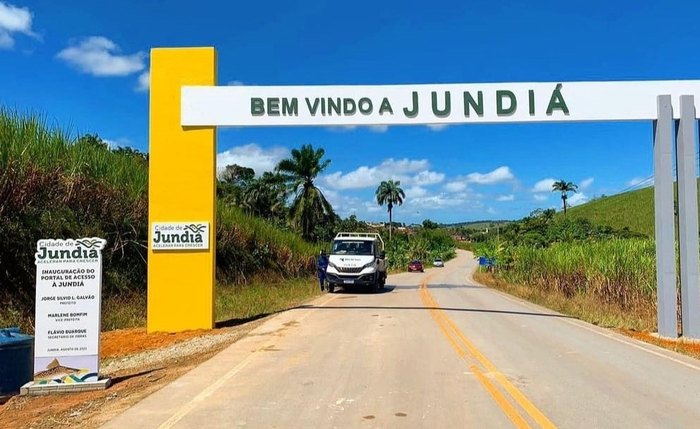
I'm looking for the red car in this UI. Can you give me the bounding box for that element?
[408,260,424,272]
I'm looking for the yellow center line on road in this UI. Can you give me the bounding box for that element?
[420,283,532,429]
[419,270,557,429]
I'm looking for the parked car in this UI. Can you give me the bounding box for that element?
[433,258,444,267]
[408,260,424,272]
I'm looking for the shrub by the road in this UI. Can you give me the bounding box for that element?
[0,109,317,331]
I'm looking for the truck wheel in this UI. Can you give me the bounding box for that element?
[328,284,335,293]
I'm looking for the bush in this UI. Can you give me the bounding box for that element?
[385,229,456,270]
[0,109,320,330]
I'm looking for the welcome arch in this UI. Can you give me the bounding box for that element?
[148,47,700,340]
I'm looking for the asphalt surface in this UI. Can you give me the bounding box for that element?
[102,250,700,428]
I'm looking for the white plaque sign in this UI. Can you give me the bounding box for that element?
[151,222,210,250]
[33,237,105,384]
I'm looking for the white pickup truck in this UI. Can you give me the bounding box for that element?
[325,232,387,293]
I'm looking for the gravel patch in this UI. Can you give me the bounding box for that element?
[102,320,266,375]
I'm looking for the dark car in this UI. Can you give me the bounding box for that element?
[408,260,424,272]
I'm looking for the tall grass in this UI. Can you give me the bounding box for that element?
[0,108,321,331]
[217,205,318,283]
[493,239,657,320]
[0,109,148,198]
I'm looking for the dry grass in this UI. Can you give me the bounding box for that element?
[473,271,656,332]
[474,271,700,360]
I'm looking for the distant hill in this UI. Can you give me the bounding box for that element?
[443,220,513,230]
[566,187,656,237]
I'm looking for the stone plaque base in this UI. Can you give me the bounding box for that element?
[20,378,111,396]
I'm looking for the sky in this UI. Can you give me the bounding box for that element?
[1,1,699,224]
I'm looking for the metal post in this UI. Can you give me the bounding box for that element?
[654,95,678,338]
[676,95,700,338]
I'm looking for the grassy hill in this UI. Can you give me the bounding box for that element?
[567,180,700,237]
[566,187,656,237]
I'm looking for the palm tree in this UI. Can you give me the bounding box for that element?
[375,180,405,241]
[241,172,288,221]
[276,144,335,240]
[552,180,578,215]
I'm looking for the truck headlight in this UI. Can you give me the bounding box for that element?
[362,262,376,272]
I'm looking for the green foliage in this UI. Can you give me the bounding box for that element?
[385,229,456,270]
[0,109,148,199]
[497,239,656,308]
[375,179,405,240]
[422,219,439,229]
[552,179,578,214]
[276,144,335,241]
[217,163,256,206]
[478,208,644,248]
[239,171,289,222]
[1,111,149,310]
[217,204,317,284]
[468,205,657,311]
[0,109,322,330]
[566,187,657,237]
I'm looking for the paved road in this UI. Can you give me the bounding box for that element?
[103,250,700,428]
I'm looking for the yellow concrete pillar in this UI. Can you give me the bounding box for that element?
[147,47,217,332]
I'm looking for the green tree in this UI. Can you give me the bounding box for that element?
[552,180,578,215]
[217,164,255,206]
[422,219,439,229]
[220,164,255,186]
[375,179,405,241]
[276,144,335,240]
[241,171,288,221]
[76,133,109,150]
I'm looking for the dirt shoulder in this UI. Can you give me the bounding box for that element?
[0,317,269,429]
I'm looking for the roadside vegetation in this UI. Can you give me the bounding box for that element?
[0,110,319,332]
[0,108,456,332]
[565,187,656,237]
[385,228,456,270]
[469,203,656,331]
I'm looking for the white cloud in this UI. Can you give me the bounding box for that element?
[369,125,389,133]
[568,192,588,206]
[405,186,428,198]
[579,177,594,190]
[534,194,549,202]
[326,125,358,132]
[532,178,556,193]
[135,70,149,92]
[322,158,438,190]
[365,201,383,213]
[427,124,448,131]
[0,1,37,49]
[496,194,515,202]
[57,36,146,76]
[216,143,289,176]
[411,193,467,208]
[103,137,131,149]
[414,170,445,186]
[327,125,388,133]
[486,207,497,215]
[444,181,468,193]
[443,166,514,193]
[465,166,514,185]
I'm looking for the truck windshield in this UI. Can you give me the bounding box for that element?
[332,240,374,255]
